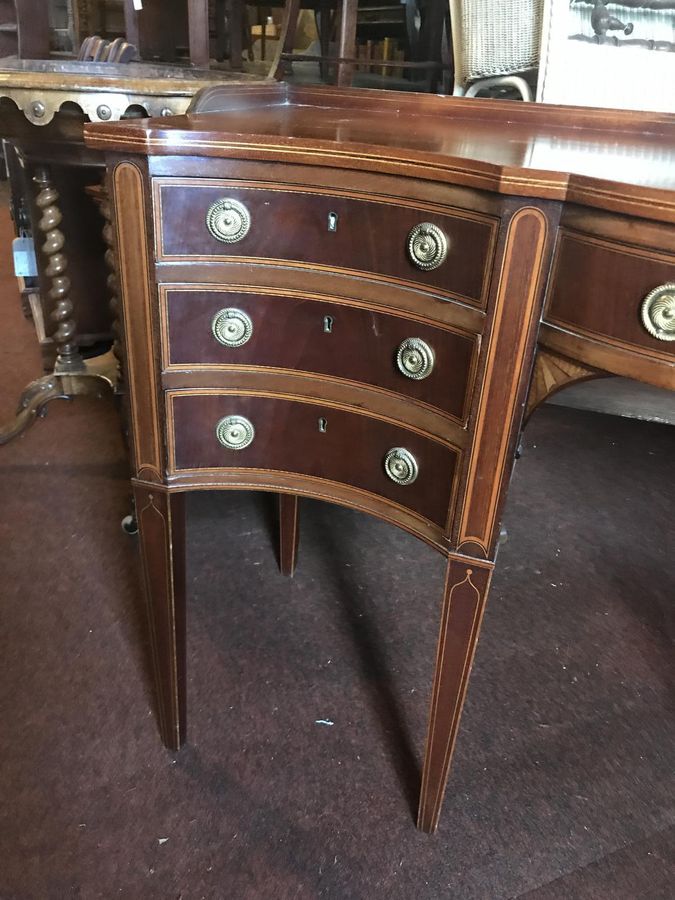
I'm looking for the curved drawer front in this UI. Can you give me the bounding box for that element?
[169,393,459,528]
[162,289,478,423]
[153,180,497,306]
[545,231,675,360]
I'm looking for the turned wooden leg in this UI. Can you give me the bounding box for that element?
[134,484,187,751]
[336,0,358,86]
[270,0,300,79]
[417,556,493,833]
[34,166,85,375]
[187,0,210,68]
[99,192,124,391]
[278,493,300,577]
[228,0,244,71]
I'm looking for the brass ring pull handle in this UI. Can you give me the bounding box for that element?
[407,222,448,270]
[215,415,255,450]
[206,198,251,243]
[384,447,419,485]
[641,283,675,341]
[212,308,253,347]
[396,337,435,380]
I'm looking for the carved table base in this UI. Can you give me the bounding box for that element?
[0,370,115,446]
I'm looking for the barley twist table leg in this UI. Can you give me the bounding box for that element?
[34,165,86,375]
[0,166,114,446]
[100,194,124,391]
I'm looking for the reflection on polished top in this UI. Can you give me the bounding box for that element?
[85,82,675,218]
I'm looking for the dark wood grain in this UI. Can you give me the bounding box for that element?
[111,160,164,484]
[155,182,496,305]
[133,483,187,751]
[545,230,675,361]
[163,288,477,423]
[169,391,460,528]
[456,202,556,559]
[418,556,492,833]
[278,493,300,576]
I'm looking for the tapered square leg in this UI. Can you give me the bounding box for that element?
[417,557,493,833]
[278,493,300,577]
[133,483,187,751]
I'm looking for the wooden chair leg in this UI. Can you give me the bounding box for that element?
[317,0,332,82]
[336,0,358,86]
[417,556,493,832]
[214,0,227,60]
[228,0,244,71]
[188,0,210,67]
[270,0,301,80]
[134,483,187,752]
[278,493,300,577]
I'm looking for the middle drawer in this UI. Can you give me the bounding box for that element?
[160,288,478,424]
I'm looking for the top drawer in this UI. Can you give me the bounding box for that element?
[545,231,675,361]
[152,179,498,306]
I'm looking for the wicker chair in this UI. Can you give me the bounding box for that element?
[449,0,544,100]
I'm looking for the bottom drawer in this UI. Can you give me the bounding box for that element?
[169,392,459,528]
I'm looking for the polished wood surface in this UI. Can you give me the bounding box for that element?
[545,231,675,359]
[154,180,496,303]
[133,483,187,751]
[87,85,675,834]
[278,493,300,577]
[162,287,477,422]
[86,83,675,220]
[169,392,460,527]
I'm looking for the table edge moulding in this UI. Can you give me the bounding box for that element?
[83,83,675,834]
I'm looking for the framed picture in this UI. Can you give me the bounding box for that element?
[537,1,675,111]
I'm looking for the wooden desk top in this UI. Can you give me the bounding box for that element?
[85,82,675,223]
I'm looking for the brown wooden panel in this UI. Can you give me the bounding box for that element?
[154,181,496,305]
[545,232,675,362]
[418,556,493,833]
[112,161,163,484]
[162,289,478,423]
[457,205,551,559]
[169,392,459,528]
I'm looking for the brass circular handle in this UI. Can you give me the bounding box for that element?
[407,222,448,271]
[384,447,419,485]
[641,283,675,341]
[396,337,435,380]
[212,308,253,347]
[215,415,255,450]
[206,198,251,243]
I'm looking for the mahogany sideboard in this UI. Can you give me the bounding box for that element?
[84,83,675,833]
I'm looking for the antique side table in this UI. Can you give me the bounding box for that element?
[85,84,675,832]
[0,60,258,444]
